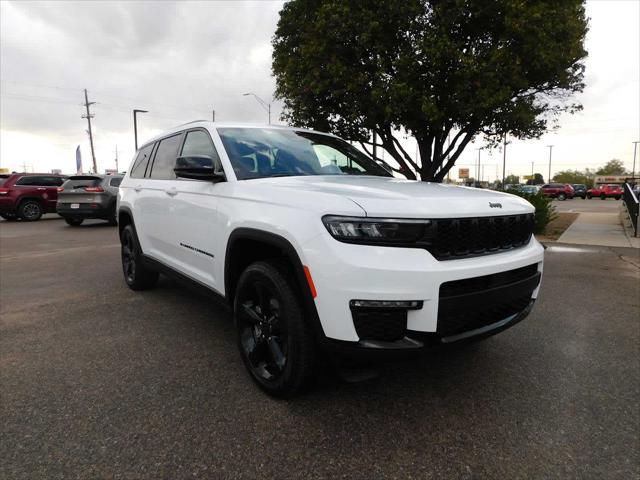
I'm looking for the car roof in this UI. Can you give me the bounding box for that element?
[139,121,335,149]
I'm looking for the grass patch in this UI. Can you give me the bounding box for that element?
[536,212,579,241]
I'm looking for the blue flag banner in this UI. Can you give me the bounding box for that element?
[76,145,82,174]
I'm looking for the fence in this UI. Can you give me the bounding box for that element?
[623,183,639,237]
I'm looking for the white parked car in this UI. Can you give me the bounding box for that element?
[118,122,544,396]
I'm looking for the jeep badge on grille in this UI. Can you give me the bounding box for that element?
[489,202,502,208]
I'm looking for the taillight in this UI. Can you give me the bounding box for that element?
[0,188,9,195]
[57,187,64,193]
[84,186,104,192]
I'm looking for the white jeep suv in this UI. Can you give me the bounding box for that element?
[118,121,544,396]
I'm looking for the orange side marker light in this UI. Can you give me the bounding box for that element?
[303,265,317,298]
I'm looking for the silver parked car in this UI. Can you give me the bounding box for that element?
[56,174,123,226]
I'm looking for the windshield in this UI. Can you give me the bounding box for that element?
[217,128,392,180]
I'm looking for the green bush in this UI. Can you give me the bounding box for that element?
[505,190,557,234]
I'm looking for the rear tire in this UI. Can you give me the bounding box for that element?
[615,195,621,200]
[18,200,42,221]
[600,194,606,200]
[234,260,316,397]
[64,217,83,226]
[586,193,592,199]
[120,224,159,291]
[108,205,118,226]
[557,193,566,201]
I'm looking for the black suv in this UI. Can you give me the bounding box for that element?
[572,184,587,199]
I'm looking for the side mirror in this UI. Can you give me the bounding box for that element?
[174,155,226,182]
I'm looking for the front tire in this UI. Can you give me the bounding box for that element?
[586,193,593,199]
[0,212,18,221]
[557,193,566,201]
[18,200,42,221]
[64,217,83,226]
[120,224,159,290]
[615,195,621,200]
[234,260,316,397]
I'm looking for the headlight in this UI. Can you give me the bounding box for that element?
[322,215,430,245]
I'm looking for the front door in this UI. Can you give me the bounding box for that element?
[168,129,223,291]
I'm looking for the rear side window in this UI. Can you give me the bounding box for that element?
[16,176,63,186]
[150,134,182,180]
[130,144,154,179]
[63,176,102,190]
[181,130,221,168]
[109,177,123,187]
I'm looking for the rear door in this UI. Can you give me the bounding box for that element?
[139,132,184,265]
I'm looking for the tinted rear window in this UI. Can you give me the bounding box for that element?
[63,176,102,190]
[130,143,155,178]
[0,175,9,186]
[109,177,123,187]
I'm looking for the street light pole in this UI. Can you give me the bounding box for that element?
[476,147,482,185]
[133,109,148,151]
[633,141,639,181]
[547,145,554,183]
[242,93,271,124]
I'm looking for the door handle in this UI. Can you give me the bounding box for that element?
[37,187,46,190]
[134,185,142,192]
[165,188,178,196]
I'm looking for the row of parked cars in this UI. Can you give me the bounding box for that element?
[0,172,122,224]
[508,183,624,201]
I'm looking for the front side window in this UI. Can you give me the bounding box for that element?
[217,128,392,180]
[181,130,221,168]
[150,134,183,180]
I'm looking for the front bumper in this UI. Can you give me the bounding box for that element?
[302,232,544,344]
[325,299,536,360]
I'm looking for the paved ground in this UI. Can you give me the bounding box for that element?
[553,197,622,214]
[1,217,639,479]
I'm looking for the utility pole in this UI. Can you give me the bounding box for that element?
[502,135,507,188]
[115,145,119,172]
[633,141,639,180]
[82,89,97,174]
[212,109,216,122]
[547,145,554,183]
[531,161,534,177]
[476,147,482,185]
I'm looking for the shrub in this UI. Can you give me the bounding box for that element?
[506,190,557,234]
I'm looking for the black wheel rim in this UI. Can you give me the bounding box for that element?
[23,203,40,220]
[121,231,136,282]
[237,280,288,382]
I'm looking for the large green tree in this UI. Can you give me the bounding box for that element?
[272,0,588,181]
[596,159,628,176]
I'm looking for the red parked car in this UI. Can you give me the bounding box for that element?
[540,183,575,200]
[0,173,67,221]
[586,184,623,200]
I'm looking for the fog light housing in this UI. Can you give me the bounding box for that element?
[349,300,423,309]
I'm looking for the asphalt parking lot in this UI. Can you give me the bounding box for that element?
[1,216,639,479]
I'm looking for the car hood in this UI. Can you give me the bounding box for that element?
[250,175,534,217]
